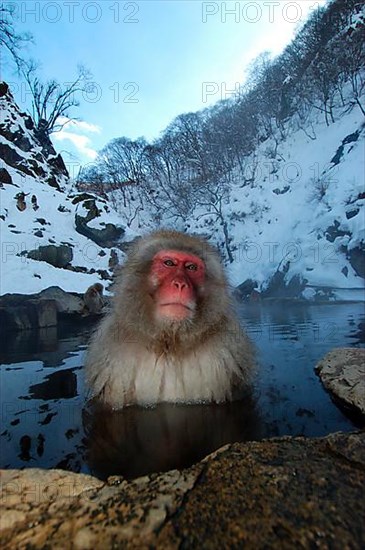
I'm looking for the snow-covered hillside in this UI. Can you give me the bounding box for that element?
[0,77,364,301]
[193,103,365,301]
[107,98,364,302]
[0,83,135,296]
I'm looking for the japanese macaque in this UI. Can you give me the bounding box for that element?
[15,192,28,211]
[85,230,253,408]
[83,283,104,314]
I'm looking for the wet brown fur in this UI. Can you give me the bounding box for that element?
[85,230,253,408]
[84,283,104,314]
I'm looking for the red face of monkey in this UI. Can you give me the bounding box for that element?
[149,250,206,322]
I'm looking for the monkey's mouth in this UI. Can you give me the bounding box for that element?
[157,302,194,321]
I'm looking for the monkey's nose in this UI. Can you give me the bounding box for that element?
[172,279,188,291]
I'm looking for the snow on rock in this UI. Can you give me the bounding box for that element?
[0,82,69,191]
[0,82,136,296]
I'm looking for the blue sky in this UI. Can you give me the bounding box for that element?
[4,0,327,172]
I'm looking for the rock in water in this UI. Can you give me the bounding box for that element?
[316,348,365,417]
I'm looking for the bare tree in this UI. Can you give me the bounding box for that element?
[338,19,365,116]
[1,6,92,136]
[196,181,234,263]
[0,4,32,69]
[143,141,195,221]
[18,61,93,135]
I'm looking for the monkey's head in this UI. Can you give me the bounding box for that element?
[113,230,231,349]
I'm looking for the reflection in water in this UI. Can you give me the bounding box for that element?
[239,302,365,439]
[0,319,94,366]
[84,395,261,480]
[0,303,364,478]
[28,368,79,400]
[0,327,59,363]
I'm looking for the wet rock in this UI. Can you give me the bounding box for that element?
[0,432,364,548]
[37,286,85,314]
[0,287,88,332]
[316,348,365,417]
[161,433,365,549]
[0,286,84,313]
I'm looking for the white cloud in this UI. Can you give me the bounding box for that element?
[57,116,101,134]
[52,116,101,160]
[53,130,98,160]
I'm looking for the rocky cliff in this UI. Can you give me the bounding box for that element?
[0,82,136,300]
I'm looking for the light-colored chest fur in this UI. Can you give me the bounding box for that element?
[102,342,236,407]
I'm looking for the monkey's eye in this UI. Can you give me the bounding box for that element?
[185,263,198,271]
[163,259,175,267]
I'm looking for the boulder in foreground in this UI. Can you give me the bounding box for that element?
[0,432,364,548]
